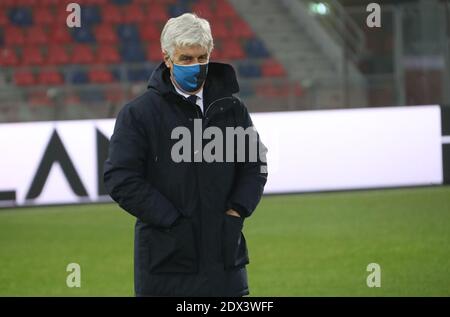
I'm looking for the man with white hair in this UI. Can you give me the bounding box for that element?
[104,13,268,296]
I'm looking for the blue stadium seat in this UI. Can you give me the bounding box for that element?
[72,27,96,43]
[111,0,132,5]
[127,64,155,82]
[68,70,89,85]
[238,62,262,78]
[9,7,33,26]
[245,38,270,58]
[121,44,146,62]
[81,6,101,25]
[168,4,190,18]
[117,24,140,43]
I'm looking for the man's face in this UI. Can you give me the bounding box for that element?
[164,45,209,94]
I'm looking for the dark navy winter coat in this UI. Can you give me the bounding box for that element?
[103,62,268,296]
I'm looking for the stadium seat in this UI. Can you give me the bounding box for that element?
[71,45,95,64]
[245,38,270,58]
[122,44,146,62]
[68,70,89,84]
[102,5,123,24]
[21,46,45,66]
[88,68,114,83]
[38,0,59,6]
[168,4,188,18]
[215,0,239,19]
[9,7,33,26]
[14,70,35,86]
[94,24,118,44]
[221,39,246,60]
[37,70,64,85]
[147,45,162,62]
[122,5,146,23]
[262,59,286,77]
[34,7,54,25]
[50,28,72,44]
[117,24,140,43]
[0,11,8,26]
[0,47,19,66]
[146,4,169,23]
[46,45,70,65]
[96,45,120,64]
[4,27,25,46]
[238,62,261,78]
[211,20,229,39]
[140,24,160,41]
[192,2,214,20]
[72,27,96,43]
[82,5,102,25]
[230,19,254,39]
[112,0,132,5]
[24,27,49,45]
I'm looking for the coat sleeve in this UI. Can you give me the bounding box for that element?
[226,100,268,218]
[103,104,180,228]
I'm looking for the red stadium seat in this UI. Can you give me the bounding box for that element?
[50,28,72,44]
[71,45,95,64]
[46,45,70,65]
[4,27,25,46]
[221,39,245,60]
[102,5,123,24]
[88,69,114,83]
[230,19,254,39]
[0,11,8,26]
[147,45,163,62]
[192,2,214,20]
[14,70,36,86]
[37,70,64,85]
[262,59,286,77]
[146,4,169,23]
[210,48,223,61]
[0,48,20,66]
[215,0,239,19]
[94,24,118,44]
[24,27,49,45]
[123,5,146,24]
[21,46,45,66]
[0,0,16,7]
[96,45,120,64]
[34,7,54,25]
[211,20,229,39]
[38,0,60,5]
[140,23,160,41]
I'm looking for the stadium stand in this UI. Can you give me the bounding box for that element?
[0,0,289,121]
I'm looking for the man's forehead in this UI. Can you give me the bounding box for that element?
[174,45,208,56]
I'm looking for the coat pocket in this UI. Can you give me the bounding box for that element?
[222,214,249,270]
[148,218,197,273]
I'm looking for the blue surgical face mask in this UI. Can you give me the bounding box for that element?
[171,60,208,93]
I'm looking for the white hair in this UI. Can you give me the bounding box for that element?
[160,13,214,59]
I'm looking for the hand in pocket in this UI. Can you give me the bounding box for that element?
[222,214,249,270]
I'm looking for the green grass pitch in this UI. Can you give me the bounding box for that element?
[0,186,449,296]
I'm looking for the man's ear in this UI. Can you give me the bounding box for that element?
[163,52,171,68]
